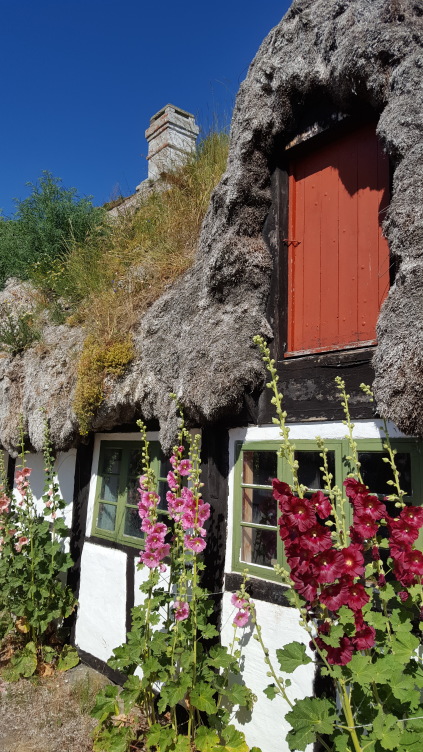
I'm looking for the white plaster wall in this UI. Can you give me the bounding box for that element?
[221,593,314,752]
[74,541,127,663]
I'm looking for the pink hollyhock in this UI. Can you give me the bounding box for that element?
[231,594,249,609]
[174,601,189,621]
[298,525,332,554]
[344,478,368,499]
[184,536,207,553]
[178,459,192,476]
[314,550,345,583]
[145,532,166,549]
[353,493,387,520]
[197,502,211,522]
[138,475,148,490]
[14,536,29,553]
[346,583,369,611]
[140,550,160,568]
[167,471,178,491]
[340,544,365,578]
[181,487,195,505]
[138,502,150,519]
[319,580,350,611]
[0,496,10,513]
[169,455,178,469]
[181,511,195,530]
[233,610,250,628]
[285,498,317,533]
[155,543,171,560]
[151,522,168,536]
[399,506,423,529]
[310,491,332,520]
[141,518,154,533]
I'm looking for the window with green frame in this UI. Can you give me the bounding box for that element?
[92,440,170,547]
[232,438,423,582]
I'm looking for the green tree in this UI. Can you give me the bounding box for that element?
[0,171,105,288]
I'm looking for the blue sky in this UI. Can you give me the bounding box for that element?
[0,1,291,216]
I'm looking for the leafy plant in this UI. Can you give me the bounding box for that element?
[0,416,77,677]
[0,303,41,354]
[253,335,423,752]
[92,406,258,752]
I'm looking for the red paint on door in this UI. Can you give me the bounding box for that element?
[286,123,390,356]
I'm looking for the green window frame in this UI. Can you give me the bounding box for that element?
[92,440,169,547]
[232,437,423,582]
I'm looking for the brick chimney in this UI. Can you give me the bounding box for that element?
[143,104,199,182]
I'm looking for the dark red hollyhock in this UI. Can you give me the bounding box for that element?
[314,549,345,583]
[403,550,423,577]
[351,513,379,540]
[310,491,333,520]
[345,582,370,611]
[378,573,386,587]
[315,635,354,665]
[319,579,350,611]
[389,519,419,546]
[393,562,417,588]
[398,590,409,602]
[284,498,317,533]
[291,569,319,603]
[353,612,376,650]
[389,538,412,564]
[299,525,333,554]
[371,545,380,561]
[273,479,294,511]
[353,493,387,521]
[344,478,368,499]
[340,544,365,578]
[399,506,423,529]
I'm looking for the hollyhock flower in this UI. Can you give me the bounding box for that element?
[178,459,192,476]
[169,455,179,469]
[138,502,150,519]
[181,511,195,530]
[389,519,419,545]
[393,562,417,587]
[316,636,354,665]
[166,490,176,505]
[319,580,350,611]
[155,543,171,559]
[403,550,423,576]
[174,601,190,621]
[138,474,148,490]
[140,550,160,568]
[399,506,423,529]
[272,479,294,509]
[378,574,386,587]
[181,487,195,504]
[353,493,387,520]
[167,471,178,491]
[141,518,154,533]
[344,478,368,499]
[340,544,365,578]
[346,583,369,611]
[398,590,409,602]
[151,522,168,536]
[371,545,380,561]
[145,532,166,549]
[314,550,345,583]
[291,569,318,602]
[351,515,379,540]
[0,496,10,513]
[389,539,412,563]
[310,491,332,519]
[45,501,52,508]
[14,536,29,553]
[233,610,250,628]
[354,623,376,650]
[231,594,249,609]
[298,525,332,554]
[168,496,187,518]
[195,526,207,538]
[184,535,207,553]
[197,502,211,522]
[285,498,317,533]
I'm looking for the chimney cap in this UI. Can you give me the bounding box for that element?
[150,103,196,123]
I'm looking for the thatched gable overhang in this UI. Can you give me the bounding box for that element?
[0,0,422,454]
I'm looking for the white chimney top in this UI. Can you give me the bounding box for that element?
[143,104,199,182]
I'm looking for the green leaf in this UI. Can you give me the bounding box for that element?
[57,645,80,672]
[285,697,336,752]
[391,632,420,662]
[370,710,402,750]
[157,678,190,714]
[221,725,249,752]
[91,685,120,723]
[195,727,220,752]
[333,734,350,752]
[146,724,174,752]
[207,645,237,670]
[200,623,219,639]
[93,726,133,752]
[189,683,218,715]
[263,684,278,700]
[224,683,252,707]
[175,736,191,752]
[276,642,312,674]
[121,675,143,711]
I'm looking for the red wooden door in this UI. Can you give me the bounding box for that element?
[286,123,390,356]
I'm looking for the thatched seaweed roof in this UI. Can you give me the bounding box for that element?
[0,0,422,454]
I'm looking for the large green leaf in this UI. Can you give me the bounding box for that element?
[91,685,120,723]
[189,683,218,715]
[276,642,312,674]
[221,725,250,752]
[57,645,80,672]
[195,727,221,752]
[285,697,336,752]
[93,726,133,752]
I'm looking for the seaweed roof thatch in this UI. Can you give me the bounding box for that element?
[0,0,422,454]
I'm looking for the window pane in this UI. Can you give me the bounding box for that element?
[128,449,143,478]
[242,487,277,525]
[296,450,335,490]
[100,474,120,502]
[101,448,121,475]
[243,451,277,486]
[97,503,117,531]
[124,507,143,539]
[241,527,277,567]
[127,476,140,506]
[359,452,412,496]
[159,458,172,479]
[158,479,168,511]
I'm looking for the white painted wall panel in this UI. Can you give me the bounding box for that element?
[221,592,314,752]
[74,542,127,663]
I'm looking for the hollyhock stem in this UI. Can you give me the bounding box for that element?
[339,680,363,752]
[317,437,347,545]
[336,377,363,483]
[250,602,294,709]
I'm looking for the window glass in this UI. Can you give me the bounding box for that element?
[243,451,277,486]
[242,487,277,526]
[241,527,277,567]
[296,450,335,490]
[359,451,412,496]
[97,502,117,531]
[100,475,119,503]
